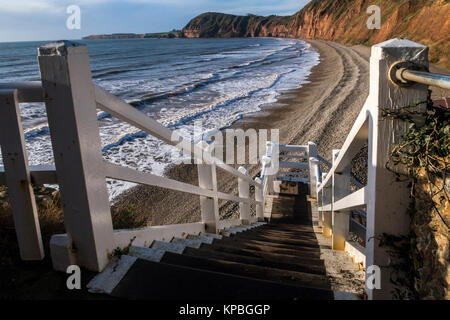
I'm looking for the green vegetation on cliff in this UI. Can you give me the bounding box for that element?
[83,30,181,40]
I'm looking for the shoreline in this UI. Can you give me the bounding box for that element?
[110,39,371,227]
[110,39,449,228]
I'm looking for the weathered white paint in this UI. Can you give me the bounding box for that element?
[0,81,43,102]
[321,172,332,238]
[87,255,137,294]
[0,165,57,185]
[49,234,77,272]
[0,89,44,261]
[197,143,220,233]
[105,161,214,198]
[238,166,251,223]
[365,39,429,300]
[113,222,205,248]
[317,111,369,193]
[307,142,319,198]
[128,246,166,262]
[330,187,367,212]
[332,149,351,251]
[38,41,115,272]
[255,178,264,221]
[217,218,242,230]
[200,232,223,240]
[151,241,186,254]
[345,240,366,268]
[198,162,220,233]
[308,157,320,198]
[186,233,218,245]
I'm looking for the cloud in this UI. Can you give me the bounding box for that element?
[0,0,306,15]
[0,0,116,14]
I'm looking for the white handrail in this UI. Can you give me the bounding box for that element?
[95,85,261,187]
[317,105,369,194]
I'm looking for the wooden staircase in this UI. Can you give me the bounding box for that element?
[88,182,337,300]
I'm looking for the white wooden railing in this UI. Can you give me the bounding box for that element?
[1,38,448,300]
[308,38,450,300]
[0,41,272,273]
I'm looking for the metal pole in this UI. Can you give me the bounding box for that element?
[397,69,450,90]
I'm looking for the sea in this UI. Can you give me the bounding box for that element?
[0,37,320,200]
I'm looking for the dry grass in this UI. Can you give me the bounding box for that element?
[0,185,140,299]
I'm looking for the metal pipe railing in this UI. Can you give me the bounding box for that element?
[397,68,450,90]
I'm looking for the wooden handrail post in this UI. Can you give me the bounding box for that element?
[254,177,264,222]
[0,89,44,261]
[197,143,219,233]
[308,142,319,198]
[264,142,276,194]
[238,166,250,224]
[366,39,429,299]
[331,149,351,251]
[38,41,114,272]
[322,172,332,238]
[309,157,320,199]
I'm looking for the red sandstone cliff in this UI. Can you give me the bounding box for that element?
[182,0,450,68]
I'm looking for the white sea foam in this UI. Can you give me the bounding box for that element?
[0,38,319,201]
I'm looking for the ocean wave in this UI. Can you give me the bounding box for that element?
[1,38,320,200]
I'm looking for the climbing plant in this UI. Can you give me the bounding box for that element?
[380,90,449,299]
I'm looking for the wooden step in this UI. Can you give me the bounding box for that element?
[161,253,330,290]
[207,240,322,259]
[193,244,325,267]
[248,226,317,236]
[202,242,322,260]
[233,230,319,244]
[111,259,334,300]
[216,236,321,252]
[260,224,316,233]
[182,247,327,275]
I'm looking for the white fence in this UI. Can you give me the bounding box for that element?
[0,41,275,272]
[312,38,450,300]
[1,38,448,300]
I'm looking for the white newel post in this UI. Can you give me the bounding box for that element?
[38,41,114,272]
[331,149,351,251]
[265,142,276,194]
[317,187,323,228]
[366,39,429,299]
[309,157,320,199]
[308,142,318,198]
[322,172,332,238]
[0,90,44,260]
[254,177,264,221]
[197,146,219,233]
[238,166,250,224]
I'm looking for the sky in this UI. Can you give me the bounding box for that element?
[0,0,310,42]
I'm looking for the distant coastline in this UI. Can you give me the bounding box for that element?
[83,30,182,40]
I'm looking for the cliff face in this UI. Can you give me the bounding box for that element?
[181,13,292,38]
[182,0,450,68]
